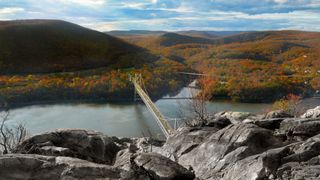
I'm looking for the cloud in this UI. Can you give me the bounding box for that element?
[61,0,106,7]
[0,0,319,31]
[274,0,288,4]
[0,7,25,14]
[119,2,146,9]
[0,7,25,19]
[89,18,170,31]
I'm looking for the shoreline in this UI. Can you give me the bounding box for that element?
[4,96,320,110]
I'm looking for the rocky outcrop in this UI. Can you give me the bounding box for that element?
[133,153,195,180]
[0,154,128,180]
[221,133,320,180]
[278,118,320,141]
[158,126,219,161]
[264,110,294,119]
[15,129,121,164]
[10,129,192,180]
[0,153,194,180]
[212,111,254,124]
[157,106,320,179]
[161,123,282,179]
[301,106,320,118]
[3,106,320,179]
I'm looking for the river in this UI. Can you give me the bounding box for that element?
[4,84,320,137]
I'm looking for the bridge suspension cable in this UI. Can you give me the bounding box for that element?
[129,74,173,139]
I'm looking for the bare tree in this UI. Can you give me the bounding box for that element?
[0,105,27,154]
[140,129,164,153]
[178,81,212,127]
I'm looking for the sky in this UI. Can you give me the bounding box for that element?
[0,0,320,31]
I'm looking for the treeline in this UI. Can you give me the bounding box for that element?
[0,58,190,105]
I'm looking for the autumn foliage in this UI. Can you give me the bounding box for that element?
[125,30,320,102]
[1,26,320,104]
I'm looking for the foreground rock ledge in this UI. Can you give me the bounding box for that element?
[2,106,320,180]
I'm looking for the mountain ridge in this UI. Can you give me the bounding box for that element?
[0,19,152,74]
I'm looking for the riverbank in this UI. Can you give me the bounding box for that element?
[2,106,320,179]
[0,57,194,108]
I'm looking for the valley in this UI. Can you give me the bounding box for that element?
[0,20,320,107]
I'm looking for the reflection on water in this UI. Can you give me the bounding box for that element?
[4,84,320,137]
[7,103,160,137]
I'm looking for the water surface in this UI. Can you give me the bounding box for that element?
[5,85,320,137]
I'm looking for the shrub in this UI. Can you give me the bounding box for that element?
[272,94,302,117]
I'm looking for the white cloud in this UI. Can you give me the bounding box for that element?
[274,0,288,4]
[53,0,106,7]
[150,6,194,13]
[89,18,169,31]
[119,2,146,9]
[87,22,116,31]
[0,0,319,31]
[70,0,105,6]
[0,7,25,20]
[0,7,25,14]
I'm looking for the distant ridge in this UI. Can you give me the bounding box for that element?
[158,32,215,46]
[105,30,248,37]
[0,20,151,74]
[106,30,166,37]
[159,30,320,46]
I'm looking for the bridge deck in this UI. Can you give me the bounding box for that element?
[132,79,173,138]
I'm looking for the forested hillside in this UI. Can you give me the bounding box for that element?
[0,20,190,105]
[0,20,154,74]
[1,20,319,104]
[121,30,320,102]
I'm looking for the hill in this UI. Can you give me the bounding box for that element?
[0,20,152,74]
[157,33,215,46]
[176,31,219,39]
[0,20,191,104]
[119,30,320,102]
[190,31,320,101]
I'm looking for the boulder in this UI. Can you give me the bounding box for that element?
[206,133,320,179]
[133,152,195,180]
[279,118,320,141]
[221,146,291,180]
[0,152,195,180]
[15,129,120,164]
[162,123,282,179]
[206,116,231,129]
[38,146,73,157]
[0,154,129,180]
[167,123,320,180]
[158,127,219,161]
[276,134,320,180]
[253,118,285,130]
[214,111,253,124]
[264,110,294,119]
[301,106,320,118]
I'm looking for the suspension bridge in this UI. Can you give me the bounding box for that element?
[130,74,174,138]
